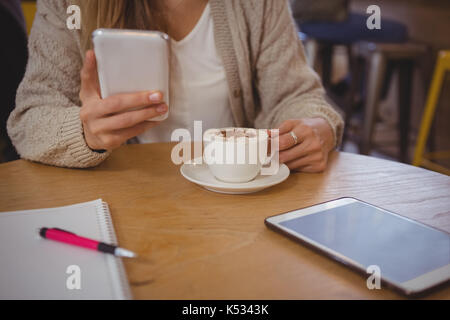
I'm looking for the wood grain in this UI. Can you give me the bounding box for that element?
[0,143,449,299]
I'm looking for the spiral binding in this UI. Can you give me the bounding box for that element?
[95,200,133,300]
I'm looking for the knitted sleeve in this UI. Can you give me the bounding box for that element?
[7,0,110,168]
[253,0,344,147]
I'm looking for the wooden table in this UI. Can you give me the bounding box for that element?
[1,143,449,299]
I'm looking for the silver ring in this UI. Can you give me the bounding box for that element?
[290,131,299,146]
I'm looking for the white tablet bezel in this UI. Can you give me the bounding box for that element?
[265,197,450,296]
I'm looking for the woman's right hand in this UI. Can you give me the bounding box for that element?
[79,50,168,151]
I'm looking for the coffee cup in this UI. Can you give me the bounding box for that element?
[203,128,270,183]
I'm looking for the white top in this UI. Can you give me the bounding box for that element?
[138,4,235,143]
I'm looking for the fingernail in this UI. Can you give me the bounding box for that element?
[149,92,161,102]
[157,105,167,113]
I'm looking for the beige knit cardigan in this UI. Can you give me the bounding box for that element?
[7,0,344,168]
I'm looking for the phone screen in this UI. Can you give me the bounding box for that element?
[279,201,450,284]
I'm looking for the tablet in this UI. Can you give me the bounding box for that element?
[265,198,450,296]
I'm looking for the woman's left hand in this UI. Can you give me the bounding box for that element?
[276,118,335,173]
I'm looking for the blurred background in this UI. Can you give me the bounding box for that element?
[1,0,449,175]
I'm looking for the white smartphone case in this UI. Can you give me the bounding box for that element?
[92,29,170,121]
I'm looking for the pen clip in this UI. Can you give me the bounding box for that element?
[51,228,77,235]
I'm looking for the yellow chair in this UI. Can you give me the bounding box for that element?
[413,51,450,176]
[22,1,37,35]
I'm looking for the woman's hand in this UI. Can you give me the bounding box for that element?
[79,50,168,151]
[277,118,335,173]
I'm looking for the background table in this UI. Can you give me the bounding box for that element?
[0,143,449,299]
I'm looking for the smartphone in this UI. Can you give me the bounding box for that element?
[92,29,170,121]
[265,197,450,296]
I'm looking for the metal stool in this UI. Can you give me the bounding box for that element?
[413,51,450,176]
[356,42,427,162]
[297,14,409,149]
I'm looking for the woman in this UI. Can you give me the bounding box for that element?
[7,0,344,172]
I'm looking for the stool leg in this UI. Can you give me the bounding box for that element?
[321,44,333,89]
[304,39,318,69]
[341,45,355,147]
[361,52,386,155]
[397,60,414,163]
[341,46,365,148]
[381,61,395,100]
[413,53,447,166]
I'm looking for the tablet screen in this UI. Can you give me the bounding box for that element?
[279,201,450,283]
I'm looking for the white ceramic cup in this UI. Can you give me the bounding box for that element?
[203,128,270,183]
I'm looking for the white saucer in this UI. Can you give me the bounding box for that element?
[180,160,290,195]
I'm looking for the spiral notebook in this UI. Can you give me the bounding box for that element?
[0,200,132,300]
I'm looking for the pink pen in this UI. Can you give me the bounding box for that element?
[39,227,137,258]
